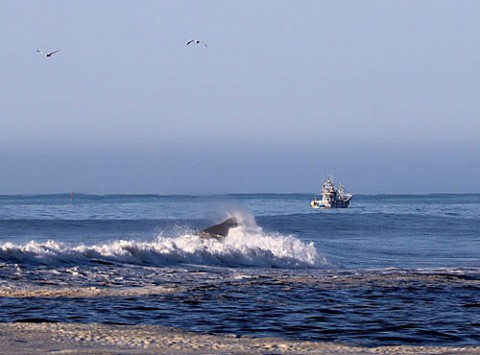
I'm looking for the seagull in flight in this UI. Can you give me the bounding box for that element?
[36,49,60,58]
[186,39,207,47]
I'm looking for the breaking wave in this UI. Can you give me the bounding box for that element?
[0,213,325,269]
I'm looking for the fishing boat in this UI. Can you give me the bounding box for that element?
[311,177,352,209]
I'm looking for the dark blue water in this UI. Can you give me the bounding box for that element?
[1,193,479,346]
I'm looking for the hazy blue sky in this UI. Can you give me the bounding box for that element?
[1,1,479,194]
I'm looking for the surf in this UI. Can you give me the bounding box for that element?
[0,213,326,269]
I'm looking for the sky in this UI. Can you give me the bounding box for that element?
[1,1,479,194]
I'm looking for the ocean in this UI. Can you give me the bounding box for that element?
[0,193,479,347]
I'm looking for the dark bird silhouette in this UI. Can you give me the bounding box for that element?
[36,49,59,57]
[186,39,207,47]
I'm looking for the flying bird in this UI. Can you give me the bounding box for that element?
[186,39,207,47]
[36,49,60,58]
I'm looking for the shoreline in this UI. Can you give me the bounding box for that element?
[0,322,478,354]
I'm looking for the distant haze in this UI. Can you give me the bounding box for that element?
[1,1,479,194]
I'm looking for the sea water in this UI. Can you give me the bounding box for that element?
[0,193,479,346]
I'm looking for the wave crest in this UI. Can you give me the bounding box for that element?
[0,215,326,269]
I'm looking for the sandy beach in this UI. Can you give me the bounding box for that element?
[0,322,478,354]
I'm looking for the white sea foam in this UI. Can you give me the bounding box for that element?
[0,214,326,268]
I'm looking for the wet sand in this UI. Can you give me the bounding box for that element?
[0,322,478,354]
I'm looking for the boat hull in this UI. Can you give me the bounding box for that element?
[311,197,351,209]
